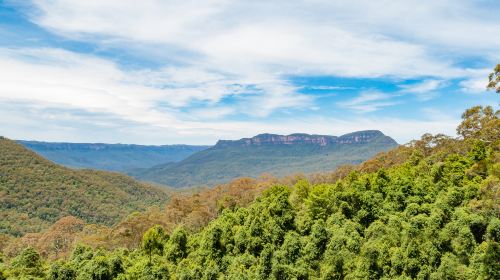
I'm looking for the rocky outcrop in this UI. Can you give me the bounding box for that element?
[133,130,399,187]
[215,130,396,147]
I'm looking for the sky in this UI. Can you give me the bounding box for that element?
[0,0,498,145]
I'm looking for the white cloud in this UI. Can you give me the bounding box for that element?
[29,1,500,55]
[340,80,450,111]
[400,80,445,94]
[0,47,316,142]
[1,47,458,144]
[311,1,500,55]
[399,79,446,101]
[187,107,236,120]
[0,47,309,118]
[30,0,227,44]
[0,99,461,145]
[337,91,400,113]
[458,68,492,93]
[25,0,484,79]
[22,0,499,94]
[1,0,498,144]
[307,86,355,90]
[0,47,463,145]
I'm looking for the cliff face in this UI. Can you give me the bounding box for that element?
[135,130,399,187]
[215,130,396,147]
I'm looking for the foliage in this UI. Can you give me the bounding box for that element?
[0,104,498,279]
[457,105,500,142]
[0,138,169,237]
[2,176,273,260]
[3,216,85,260]
[10,247,45,279]
[487,64,500,93]
[142,225,168,263]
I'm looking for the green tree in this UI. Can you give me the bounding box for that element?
[456,105,499,143]
[49,261,76,280]
[164,227,188,264]
[77,255,113,280]
[255,245,273,280]
[0,266,6,280]
[487,64,500,93]
[121,258,170,280]
[10,247,45,279]
[142,225,168,264]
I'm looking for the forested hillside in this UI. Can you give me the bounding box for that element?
[18,141,208,172]
[0,177,276,261]
[0,105,497,279]
[0,137,170,237]
[133,130,398,187]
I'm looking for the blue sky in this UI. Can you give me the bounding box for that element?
[0,0,498,144]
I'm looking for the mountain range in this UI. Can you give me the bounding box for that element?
[16,130,398,188]
[17,141,209,172]
[131,130,398,187]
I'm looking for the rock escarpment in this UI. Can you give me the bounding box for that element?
[215,130,395,147]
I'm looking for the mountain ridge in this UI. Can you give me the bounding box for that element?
[131,130,398,187]
[215,130,395,147]
[17,140,209,172]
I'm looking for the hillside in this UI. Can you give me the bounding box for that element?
[0,137,170,236]
[131,130,398,187]
[18,141,209,172]
[1,105,497,279]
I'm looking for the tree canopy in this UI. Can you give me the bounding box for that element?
[487,64,500,93]
[0,137,169,237]
[0,103,498,279]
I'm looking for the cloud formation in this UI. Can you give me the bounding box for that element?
[0,0,499,144]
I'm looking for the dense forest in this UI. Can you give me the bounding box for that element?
[0,138,170,237]
[0,103,498,279]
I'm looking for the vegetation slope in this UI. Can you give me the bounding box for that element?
[0,137,170,237]
[0,104,497,279]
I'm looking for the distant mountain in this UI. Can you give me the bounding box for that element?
[0,137,169,236]
[17,141,209,172]
[131,130,398,187]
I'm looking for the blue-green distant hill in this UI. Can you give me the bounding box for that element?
[17,141,209,172]
[131,130,398,187]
